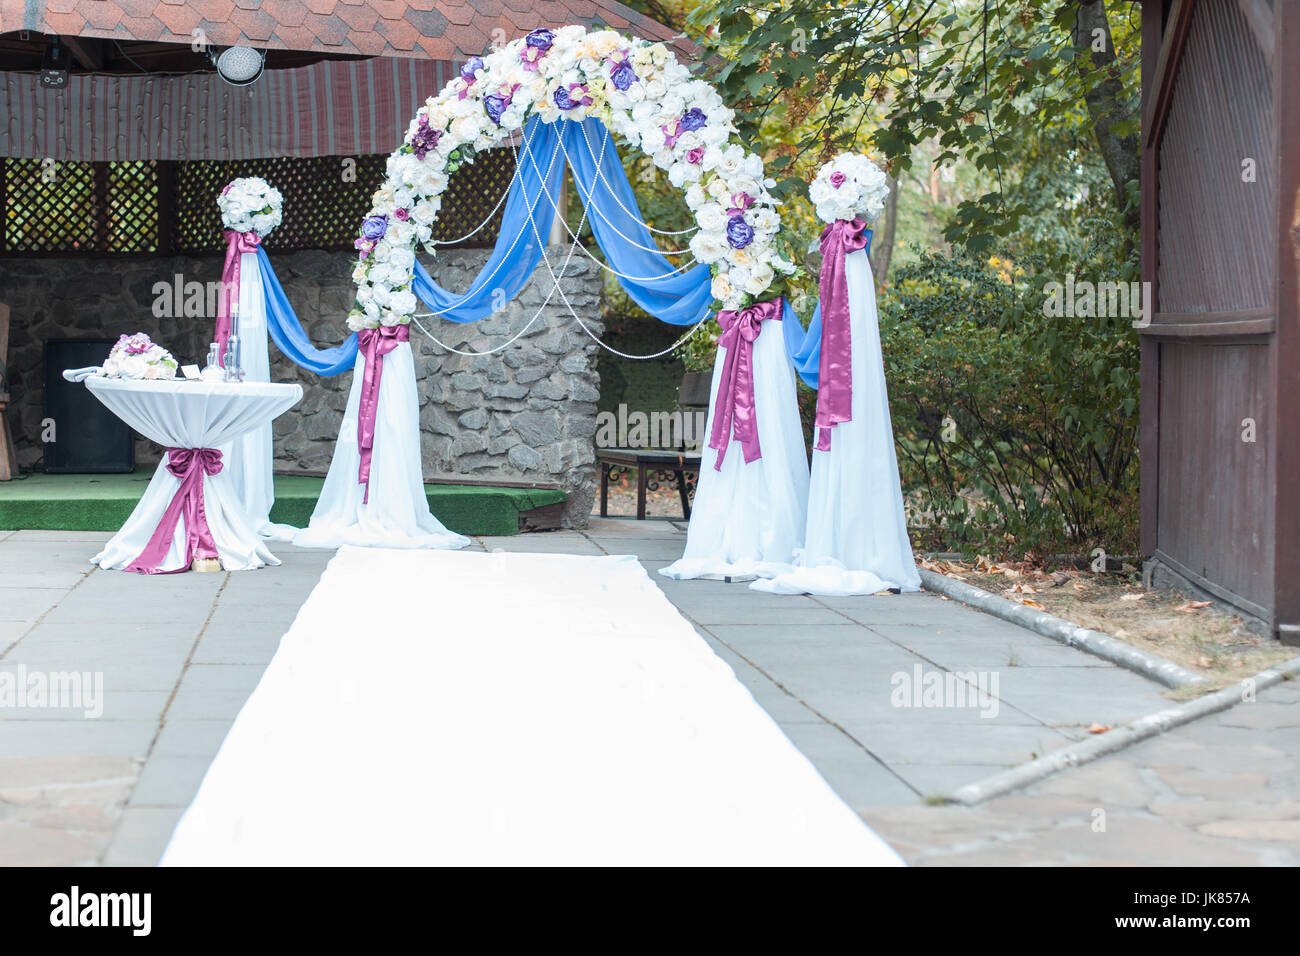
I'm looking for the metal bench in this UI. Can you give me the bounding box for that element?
[595,372,709,520]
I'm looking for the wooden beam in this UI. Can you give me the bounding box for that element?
[1139,0,1166,556]
[1273,0,1300,638]
[60,35,104,71]
[1142,0,1197,152]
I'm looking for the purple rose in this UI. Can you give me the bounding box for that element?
[410,115,440,160]
[484,93,508,125]
[830,171,847,189]
[361,214,388,242]
[686,146,705,165]
[554,85,575,111]
[460,56,484,82]
[725,217,754,249]
[662,120,682,148]
[609,58,637,91]
[394,208,410,221]
[680,107,707,132]
[525,28,555,51]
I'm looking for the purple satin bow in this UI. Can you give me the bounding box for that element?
[815,217,869,451]
[126,447,224,575]
[708,297,783,470]
[215,230,262,364]
[356,324,410,502]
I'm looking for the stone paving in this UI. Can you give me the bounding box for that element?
[0,522,1296,866]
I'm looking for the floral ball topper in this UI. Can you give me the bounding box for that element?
[217,177,283,237]
[348,24,798,331]
[809,154,889,226]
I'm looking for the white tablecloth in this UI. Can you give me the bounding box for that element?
[84,378,303,572]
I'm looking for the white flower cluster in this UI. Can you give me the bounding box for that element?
[349,24,794,330]
[217,177,283,236]
[809,153,889,225]
[100,333,178,381]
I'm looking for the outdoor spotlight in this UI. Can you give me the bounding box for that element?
[40,40,70,89]
[211,46,265,87]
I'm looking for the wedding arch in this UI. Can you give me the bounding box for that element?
[289,23,816,553]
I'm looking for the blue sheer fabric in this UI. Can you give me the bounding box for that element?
[254,114,867,382]
[258,246,358,376]
[560,118,713,325]
[409,116,566,323]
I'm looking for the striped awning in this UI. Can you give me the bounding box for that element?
[0,57,462,162]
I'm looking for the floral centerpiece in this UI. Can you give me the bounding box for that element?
[100,333,178,380]
[808,153,889,225]
[217,177,283,237]
[347,25,799,331]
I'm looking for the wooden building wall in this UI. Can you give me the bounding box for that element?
[1140,0,1299,642]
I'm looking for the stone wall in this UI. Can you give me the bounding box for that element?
[0,249,603,525]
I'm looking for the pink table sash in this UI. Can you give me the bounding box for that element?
[125,447,224,575]
[708,297,782,471]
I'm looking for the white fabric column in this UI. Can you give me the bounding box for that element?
[755,249,920,596]
[659,317,809,580]
[220,251,292,540]
[292,341,469,551]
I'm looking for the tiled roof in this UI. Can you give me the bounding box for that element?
[0,0,701,63]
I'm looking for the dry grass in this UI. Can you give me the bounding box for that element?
[920,556,1294,689]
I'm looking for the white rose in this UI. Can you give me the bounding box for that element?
[711,272,734,304]
[389,289,417,315]
[689,231,727,264]
[699,203,730,231]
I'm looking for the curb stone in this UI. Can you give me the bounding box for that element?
[945,656,1300,805]
[917,568,1208,690]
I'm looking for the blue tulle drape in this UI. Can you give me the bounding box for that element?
[259,246,358,376]
[561,118,714,325]
[409,116,566,323]
[254,113,864,382]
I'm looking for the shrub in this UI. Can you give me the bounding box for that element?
[880,251,1139,558]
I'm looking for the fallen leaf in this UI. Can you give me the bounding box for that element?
[1050,571,1071,587]
[1119,592,1145,602]
[1072,582,1087,592]
[1086,723,1112,734]
[1197,656,1213,668]
[1020,597,1045,609]
[1113,628,1130,639]
[1176,600,1213,612]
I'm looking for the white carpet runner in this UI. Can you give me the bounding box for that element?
[162,545,903,866]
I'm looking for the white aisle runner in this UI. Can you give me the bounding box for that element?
[161,546,903,866]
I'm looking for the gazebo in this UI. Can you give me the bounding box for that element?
[0,0,696,526]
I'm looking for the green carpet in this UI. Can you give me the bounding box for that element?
[0,470,565,537]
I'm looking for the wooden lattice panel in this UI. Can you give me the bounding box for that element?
[2,149,516,255]
[170,155,391,254]
[433,148,516,248]
[2,159,159,253]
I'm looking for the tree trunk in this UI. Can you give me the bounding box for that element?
[1070,0,1141,243]
[870,174,898,282]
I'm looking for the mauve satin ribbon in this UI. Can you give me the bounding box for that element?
[356,324,410,502]
[125,448,224,575]
[815,217,870,451]
[708,297,782,470]
[215,230,263,362]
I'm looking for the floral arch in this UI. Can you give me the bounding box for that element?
[345,24,797,333]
